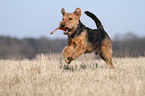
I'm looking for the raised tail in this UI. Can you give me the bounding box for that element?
[84,11,104,30]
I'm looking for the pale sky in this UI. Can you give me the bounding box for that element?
[0,0,145,39]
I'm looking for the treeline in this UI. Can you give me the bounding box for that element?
[0,33,144,59]
[113,33,145,57]
[0,36,66,59]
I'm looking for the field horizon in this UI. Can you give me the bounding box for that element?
[0,54,144,96]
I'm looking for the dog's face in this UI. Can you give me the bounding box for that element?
[59,8,81,36]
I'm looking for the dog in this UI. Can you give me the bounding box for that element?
[59,8,115,69]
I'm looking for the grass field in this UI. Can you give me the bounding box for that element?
[0,54,144,96]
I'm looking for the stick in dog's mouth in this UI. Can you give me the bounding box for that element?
[50,27,66,35]
[50,27,59,34]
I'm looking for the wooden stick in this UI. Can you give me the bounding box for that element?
[50,27,66,35]
[50,27,58,34]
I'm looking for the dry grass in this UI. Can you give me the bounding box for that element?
[0,54,144,96]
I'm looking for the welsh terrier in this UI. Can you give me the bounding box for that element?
[59,8,114,69]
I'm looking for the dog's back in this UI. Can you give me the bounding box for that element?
[84,11,110,50]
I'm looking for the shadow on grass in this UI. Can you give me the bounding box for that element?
[60,62,106,72]
[59,57,106,72]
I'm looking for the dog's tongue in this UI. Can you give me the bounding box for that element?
[64,29,69,33]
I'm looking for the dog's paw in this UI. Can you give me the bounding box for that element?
[67,56,73,64]
[67,56,73,61]
[64,59,71,64]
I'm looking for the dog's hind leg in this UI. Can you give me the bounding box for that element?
[99,37,115,69]
[99,51,114,69]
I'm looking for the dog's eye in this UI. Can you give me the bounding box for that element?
[62,18,64,20]
[69,18,72,20]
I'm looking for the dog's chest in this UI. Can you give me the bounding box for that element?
[72,31,94,52]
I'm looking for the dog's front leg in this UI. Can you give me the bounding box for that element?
[67,44,85,62]
[62,46,75,64]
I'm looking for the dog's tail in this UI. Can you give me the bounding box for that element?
[84,11,104,30]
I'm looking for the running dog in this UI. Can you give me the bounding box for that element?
[59,8,115,69]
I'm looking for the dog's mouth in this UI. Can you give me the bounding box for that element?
[63,27,72,35]
[58,26,73,35]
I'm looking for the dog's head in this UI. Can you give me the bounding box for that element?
[59,8,81,36]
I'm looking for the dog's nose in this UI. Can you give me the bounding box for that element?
[61,24,65,28]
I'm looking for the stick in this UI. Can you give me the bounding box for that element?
[50,27,58,34]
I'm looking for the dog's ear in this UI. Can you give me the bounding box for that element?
[61,8,65,15]
[74,8,81,19]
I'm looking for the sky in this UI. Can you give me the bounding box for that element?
[0,0,145,39]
